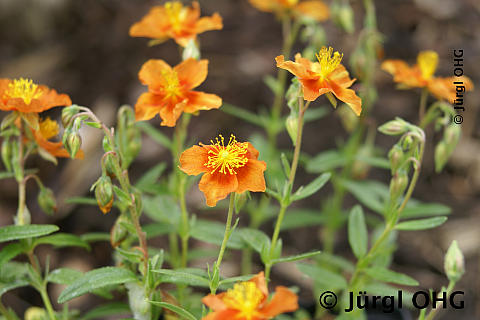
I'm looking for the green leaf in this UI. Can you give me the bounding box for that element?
[135,163,167,193]
[272,250,321,264]
[355,154,390,169]
[190,220,245,250]
[401,202,451,219]
[303,107,329,123]
[80,302,130,320]
[218,274,255,287]
[143,195,180,226]
[81,232,110,242]
[291,173,331,201]
[395,217,447,231]
[58,267,137,303]
[136,122,172,149]
[296,263,347,289]
[34,233,90,250]
[342,180,389,214]
[364,267,419,286]
[113,185,131,206]
[148,301,197,320]
[306,150,346,173]
[263,75,281,95]
[315,252,355,273]
[47,268,82,285]
[221,103,263,127]
[0,280,29,297]
[0,243,24,267]
[364,282,414,308]
[280,209,325,230]
[153,268,209,287]
[0,224,59,243]
[348,205,368,259]
[238,228,270,254]
[65,196,98,206]
[144,223,171,239]
[115,247,143,263]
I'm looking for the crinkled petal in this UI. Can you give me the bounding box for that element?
[129,6,169,39]
[195,13,223,34]
[35,86,72,112]
[259,286,299,318]
[202,293,227,311]
[248,0,276,12]
[184,91,222,113]
[135,92,164,121]
[235,159,266,194]
[381,60,424,88]
[329,64,356,88]
[329,80,362,116]
[199,172,238,207]
[295,0,329,21]
[276,55,316,80]
[138,59,173,88]
[175,59,208,90]
[179,145,209,175]
[159,100,185,127]
[245,142,259,160]
[249,272,269,298]
[299,78,330,101]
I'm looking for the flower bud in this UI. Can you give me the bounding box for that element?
[1,138,14,172]
[64,130,82,158]
[434,141,449,173]
[444,124,461,148]
[110,214,129,247]
[61,105,80,128]
[378,118,408,136]
[182,39,201,60]
[286,114,299,146]
[331,1,355,34]
[37,187,57,215]
[388,144,404,174]
[24,307,47,320]
[389,169,408,201]
[95,175,114,214]
[444,240,465,283]
[125,282,151,320]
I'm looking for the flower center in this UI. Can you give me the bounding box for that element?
[315,46,343,79]
[165,1,188,32]
[161,70,182,100]
[4,78,43,104]
[39,117,59,140]
[223,282,264,320]
[280,0,299,7]
[417,50,438,80]
[205,134,248,175]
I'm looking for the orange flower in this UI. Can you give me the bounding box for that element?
[129,1,223,47]
[202,272,298,320]
[33,117,83,159]
[179,134,266,207]
[276,47,362,116]
[135,58,222,127]
[381,50,474,103]
[249,0,329,21]
[0,78,71,113]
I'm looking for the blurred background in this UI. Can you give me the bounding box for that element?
[0,0,479,319]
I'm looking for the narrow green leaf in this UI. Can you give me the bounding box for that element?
[303,107,329,123]
[263,75,281,95]
[81,232,110,242]
[0,280,29,297]
[395,217,447,231]
[0,224,59,243]
[291,173,331,201]
[401,202,451,219]
[143,195,180,226]
[221,103,263,127]
[190,220,245,250]
[238,228,270,254]
[348,205,368,259]
[84,121,102,129]
[364,267,419,286]
[47,268,83,285]
[153,268,209,287]
[296,263,347,289]
[342,180,389,214]
[148,301,197,320]
[0,243,24,267]
[58,267,137,303]
[143,223,171,239]
[65,196,98,206]
[135,163,167,193]
[355,154,390,169]
[34,233,90,250]
[364,282,414,308]
[272,250,321,264]
[80,302,130,320]
[280,209,325,230]
[218,274,255,287]
[136,122,172,149]
[306,150,346,173]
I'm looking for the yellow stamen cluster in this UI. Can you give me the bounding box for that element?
[315,46,343,79]
[223,282,263,320]
[39,117,60,140]
[165,1,187,32]
[205,134,248,175]
[417,50,438,80]
[4,78,43,104]
[161,70,182,99]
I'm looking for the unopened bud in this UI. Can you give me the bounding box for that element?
[24,307,47,320]
[378,118,408,136]
[389,170,408,201]
[332,2,355,34]
[110,214,129,247]
[286,78,301,113]
[37,187,57,215]
[61,105,80,128]
[1,138,14,172]
[444,124,461,147]
[444,240,465,282]
[388,144,404,174]
[95,175,114,214]
[286,114,299,146]
[182,39,201,60]
[64,130,82,158]
[434,141,449,173]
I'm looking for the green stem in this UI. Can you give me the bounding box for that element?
[419,88,429,123]
[40,286,57,320]
[168,232,180,268]
[424,281,456,320]
[16,120,26,226]
[179,175,189,268]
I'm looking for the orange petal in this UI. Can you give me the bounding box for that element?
[179,145,209,175]
[249,272,268,298]
[245,142,259,160]
[427,76,474,103]
[138,59,173,88]
[202,293,227,311]
[295,1,329,21]
[175,59,208,90]
[329,80,362,116]
[328,64,356,88]
[259,286,299,318]
[195,13,223,34]
[235,159,266,194]
[135,92,164,121]
[129,6,169,39]
[199,172,238,207]
[276,55,316,80]
[201,309,238,320]
[184,91,222,113]
[299,78,330,101]
[35,86,72,112]
[248,0,275,12]
[381,60,424,88]
[158,101,185,127]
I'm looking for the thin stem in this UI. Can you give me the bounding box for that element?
[16,120,26,225]
[39,286,57,320]
[424,281,456,320]
[419,88,429,123]
[179,175,189,268]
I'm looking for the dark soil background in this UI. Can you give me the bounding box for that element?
[0,0,479,319]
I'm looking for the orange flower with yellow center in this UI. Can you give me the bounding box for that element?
[249,0,329,21]
[129,1,223,47]
[381,50,474,103]
[179,134,266,207]
[202,272,298,320]
[0,78,71,113]
[33,117,83,159]
[135,58,222,127]
[276,46,362,116]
